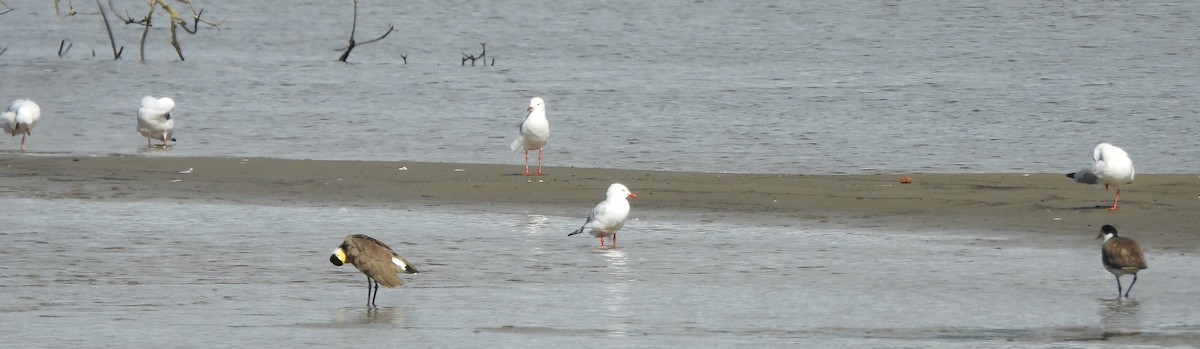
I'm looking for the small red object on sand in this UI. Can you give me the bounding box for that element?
[900,176,913,184]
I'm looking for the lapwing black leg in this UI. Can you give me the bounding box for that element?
[371,279,380,307]
[1124,274,1139,298]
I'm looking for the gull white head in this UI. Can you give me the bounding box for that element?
[527,97,545,112]
[607,183,638,200]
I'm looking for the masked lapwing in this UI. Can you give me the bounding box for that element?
[330,234,419,306]
[1097,225,1147,298]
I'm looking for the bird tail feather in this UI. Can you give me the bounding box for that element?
[510,137,523,152]
[568,227,584,236]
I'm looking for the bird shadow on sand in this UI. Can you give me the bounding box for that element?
[136,146,174,154]
[1068,205,1120,210]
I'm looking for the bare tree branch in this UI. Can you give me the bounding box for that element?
[357,26,394,46]
[95,0,122,59]
[337,0,395,63]
[107,0,220,61]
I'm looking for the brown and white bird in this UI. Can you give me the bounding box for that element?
[1068,143,1135,210]
[1096,225,1147,298]
[330,234,420,306]
[2,99,42,151]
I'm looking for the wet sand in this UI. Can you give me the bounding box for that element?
[1,155,1196,250]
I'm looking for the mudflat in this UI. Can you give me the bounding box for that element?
[1,155,1195,250]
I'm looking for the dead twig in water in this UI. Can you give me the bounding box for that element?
[95,0,122,59]
[461,43,490,66]
[336,0,395,62]
[109,0,222,61]
[58,39,73,57]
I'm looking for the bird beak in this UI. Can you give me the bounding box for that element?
[1095,232,1103,240]
[629,193,638,199]
[526,106,534,112]
[330,248,347,266]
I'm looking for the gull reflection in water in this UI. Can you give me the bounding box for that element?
[602,248,632,338]
[334,306,405,325]
[522,214,549,235]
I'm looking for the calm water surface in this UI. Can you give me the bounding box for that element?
[0,197,1197,347]
[0,0,1197,174]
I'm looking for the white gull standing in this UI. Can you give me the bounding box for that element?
[1067,143,1135,210]
[510,97,549,176]
[568,183,638,248]
[137,96,176,148]
[2,99,42,151]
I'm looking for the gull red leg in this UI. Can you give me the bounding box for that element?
[19,134,26,151]
[598,236,604,246]
[536,149,544,176]
[612,234,617,249]
[1109,188,1121,211]
[520,151,530,176]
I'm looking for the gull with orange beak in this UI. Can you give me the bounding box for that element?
[510,97,549,176]
[569,183,638,248]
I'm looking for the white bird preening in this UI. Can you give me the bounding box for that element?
[510,97,549,176]
[1067,143,1134,210]
[137,96,177,148]
[2,99,42,151]
[1096,225,1147,298]
[330,234,420,307]
[568,183,638,248]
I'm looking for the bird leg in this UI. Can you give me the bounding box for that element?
[523,150,532,176]
[371,280,380,307]
[598,236,604,246]
[1108,189,1121,211]
[19,134,25,152]
[536,149,544,176]
[1124,274,1138,298]
[612,234,617,249]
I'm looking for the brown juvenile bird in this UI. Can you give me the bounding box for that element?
[1096,225,1147,298]
[330,234,420,306]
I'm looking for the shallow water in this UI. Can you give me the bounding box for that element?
[1,0,1198,174]
[1,197,1196,347]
